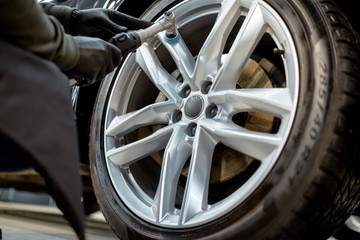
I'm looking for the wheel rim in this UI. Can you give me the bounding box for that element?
[103,0,299,228]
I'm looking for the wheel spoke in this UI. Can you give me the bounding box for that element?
[212,1,267,90]
[153,124,192,222]
[192,0,242,87]
[104,0,299,228]
[180,127,218,223]
[210,88,293,117]
[136,44,182,102]
[202,120,281,161]
[106,125,173,167]
[105,101,176,137]
[159,32,196,88]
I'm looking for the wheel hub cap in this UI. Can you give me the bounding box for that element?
[184,95,204,119]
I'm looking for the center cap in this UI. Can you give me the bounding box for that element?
[184,95,204,119]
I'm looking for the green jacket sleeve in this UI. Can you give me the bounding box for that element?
[41,2,76,34]
[0,0,79,71]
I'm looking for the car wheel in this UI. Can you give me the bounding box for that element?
[90,0,360,239]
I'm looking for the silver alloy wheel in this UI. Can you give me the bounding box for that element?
[104,0,299,228]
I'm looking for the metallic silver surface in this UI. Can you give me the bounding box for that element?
[136,11,177,43]
[70,86,79,111]
[103,0,299,228]
[344,216,360,233]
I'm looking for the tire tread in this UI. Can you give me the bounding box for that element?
[277,0,360,238]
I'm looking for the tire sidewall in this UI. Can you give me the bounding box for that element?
[90,0,337,239]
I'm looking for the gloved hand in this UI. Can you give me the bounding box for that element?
[69,8,152,40]
[66,36,122,86]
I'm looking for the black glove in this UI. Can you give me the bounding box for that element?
[70,8,152,40]
[66,36,122,86]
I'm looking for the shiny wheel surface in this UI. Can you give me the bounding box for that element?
[104,0,298,228]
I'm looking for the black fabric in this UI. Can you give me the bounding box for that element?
[0,39,85,240]
[0,131,38,172]
[41,2,76,33]
[65,36,122,85]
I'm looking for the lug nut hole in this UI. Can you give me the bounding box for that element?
[180,85,191,98]
[172,110,182,123]
[206,105,218,118]
[201,81,212,94]
[187,123,197,137]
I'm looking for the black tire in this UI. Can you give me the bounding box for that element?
[90,0,360,239]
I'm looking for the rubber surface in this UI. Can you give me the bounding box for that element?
[90,0,360,239]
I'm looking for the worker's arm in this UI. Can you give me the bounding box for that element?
[41,3,152,40]
[0,0,124,85]
[0,0,79,71]
[40,2,75,34]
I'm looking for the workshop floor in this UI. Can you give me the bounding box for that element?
[0,201,341,240]
[0,202,116,240]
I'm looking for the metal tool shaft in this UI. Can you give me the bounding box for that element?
[109,11,178,60]
[135,11,177,43]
